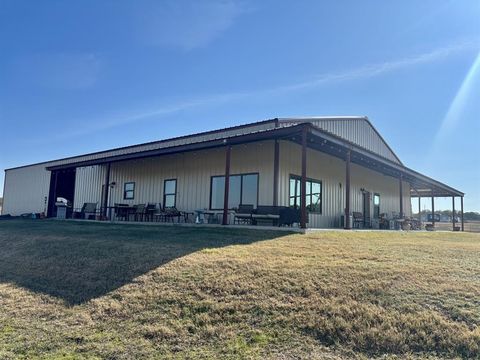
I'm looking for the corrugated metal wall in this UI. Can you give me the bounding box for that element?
[280,118,401,164]
[278,141,410,228]
[73,165,107,210]
[2,164,51,215]
[3,139,411,227]
[72,142,275,212]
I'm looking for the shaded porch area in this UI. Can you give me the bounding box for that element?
[47,122,464,231]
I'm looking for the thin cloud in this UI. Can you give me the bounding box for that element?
[12,53,103,90]
[268,40,479,94]
[136,0,246,51]
[48,39,479,140]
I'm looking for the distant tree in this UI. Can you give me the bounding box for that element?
[464,212,480,221]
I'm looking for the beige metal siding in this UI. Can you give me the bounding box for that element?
[2,165,51,215]
[71,139,409,227]
[280,118,401,164]
[98,141,275,212]
[73,165,107,210]
[278,141,410,228]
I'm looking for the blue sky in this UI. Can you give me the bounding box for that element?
[0,0,479,211]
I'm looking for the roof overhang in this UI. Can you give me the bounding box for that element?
[46,122,463,197]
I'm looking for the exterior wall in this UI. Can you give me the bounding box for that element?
[280,118,401,164]
[2,165,51,215]
[2,139,411,226]
[73,165,107,210]
[72,141,275,213]
[277,141,411,228]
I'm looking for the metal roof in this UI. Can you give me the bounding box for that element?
[277,116,403,164]
[4,116,464,197]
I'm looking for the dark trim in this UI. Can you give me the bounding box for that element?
[399,175,403,217]
[452,196,456,230]
[361,117,404,165]
[222,146,231,225]
[47,171,59,217]
[289,174,323,214]
[163,178,177,208]
[418,196,421,221]
[307,125,463,196]
[123,182,135,200]
[300,126,307,229]
[210,172,260,211]
[42,120,462,197]
[273,139,279,206]
[278,117,404,165]
[46,124,301,171]
[8,119,278,171]
[431,194,435,226]
[102,163,111,217]
[461,196,464,231]
[345,150,351,229]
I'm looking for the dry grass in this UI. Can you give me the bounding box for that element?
[0,220,479,359]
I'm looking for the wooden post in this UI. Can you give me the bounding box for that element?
[452,196,456,231]
[273,139,279,206]
[300,127,308,229]
[102,163,111,219]
[345,150,351,229]
[399,175,403,218]
[222,145,231,225]
[461,196,464,231]
[431,193,435,226]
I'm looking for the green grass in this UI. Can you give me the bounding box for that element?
[0,219,479,359]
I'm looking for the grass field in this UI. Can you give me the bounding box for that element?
[0,220,479,359]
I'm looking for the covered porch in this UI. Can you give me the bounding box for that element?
[46,122,463,230]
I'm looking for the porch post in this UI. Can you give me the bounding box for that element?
[102,162,111,219]
[431,192,435,227]
[222,145,232,225]
[418,196,421,221]
[273,139,279,206]
[461,196,464,231]
[452,196,456,231]
[399,175,403,218]
[300,126,308,229]
[345,150,351,229]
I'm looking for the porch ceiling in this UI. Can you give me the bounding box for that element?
[46,122,463,198]
[284,124,464,198]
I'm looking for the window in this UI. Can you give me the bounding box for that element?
[163,179,177,208]
[373,193,380,218]
[210,173,258,210]
[289,175,322,213]
[124,182,135,200]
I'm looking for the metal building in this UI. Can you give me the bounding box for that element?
[1,116,465,229]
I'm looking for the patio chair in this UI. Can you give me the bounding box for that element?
[234,204,254,224]
[153,203,166,222]
[163,207,184,223]
[133,204,147,222]
[77,202,98,220]
[114,203,129,221]
[145,203,157,222]
[353,212,363,228]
